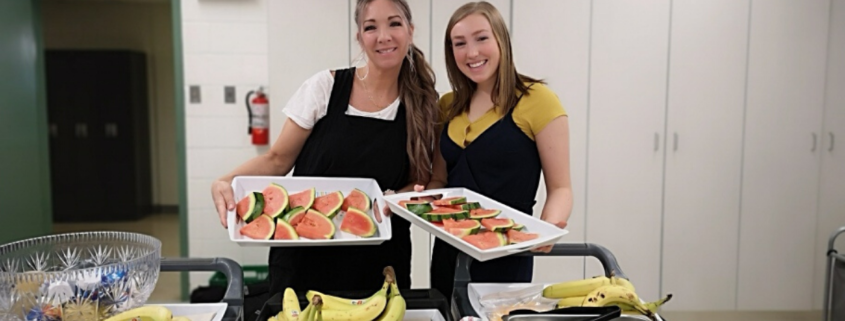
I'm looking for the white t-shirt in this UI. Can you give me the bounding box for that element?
[282,70,401,129]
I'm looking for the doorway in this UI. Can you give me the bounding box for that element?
[39,0,184,303]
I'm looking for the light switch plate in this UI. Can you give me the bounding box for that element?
[189,85,201,104]
[224,86,236,104]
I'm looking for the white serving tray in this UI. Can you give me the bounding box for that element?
[467,283,662,321]
[227,176,392,247]
[403,309,447,321]
[384,188,568,262]
[154,303,227,321]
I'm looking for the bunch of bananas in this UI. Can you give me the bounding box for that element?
[542,274,672,320]
[101,305,191,321]
[269,266,406,321]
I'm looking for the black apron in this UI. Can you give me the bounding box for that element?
[430,95,542,302]
[268,67,413,296]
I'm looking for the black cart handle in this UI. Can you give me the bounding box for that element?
[160,257,244,321]
[452,243,628,319]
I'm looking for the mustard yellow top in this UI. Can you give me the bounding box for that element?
[439,83,567,147]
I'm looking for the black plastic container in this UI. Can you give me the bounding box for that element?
[255,289,453,321]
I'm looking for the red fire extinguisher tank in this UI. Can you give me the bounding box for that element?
[246,88,269,145]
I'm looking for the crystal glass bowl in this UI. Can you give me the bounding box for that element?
[0,232,161,321]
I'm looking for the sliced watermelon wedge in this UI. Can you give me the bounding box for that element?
[481,218,514,232]
[469,208,501,220]
[432,196,467,206]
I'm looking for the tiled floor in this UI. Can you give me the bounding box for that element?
[52,213,185,303]
[53,214,826,320]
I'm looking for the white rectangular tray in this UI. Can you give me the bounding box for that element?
[227,176,391,247]
[154,303,227,321]
[384,188,568,261]
[403,309,447,321]
[467,283,661,321]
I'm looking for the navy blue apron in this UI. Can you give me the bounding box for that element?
[430,94,543,302]
[268,67,413,295]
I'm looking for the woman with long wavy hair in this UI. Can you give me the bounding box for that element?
[210,0,440,295]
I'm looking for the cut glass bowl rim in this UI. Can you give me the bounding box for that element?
[0,231,162,277]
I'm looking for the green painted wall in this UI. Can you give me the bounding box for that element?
[0,0,53,244]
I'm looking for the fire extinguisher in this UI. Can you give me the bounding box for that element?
[246,87,269,145]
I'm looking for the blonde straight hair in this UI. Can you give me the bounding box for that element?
[354,0,440,184]
[443,1,543,121]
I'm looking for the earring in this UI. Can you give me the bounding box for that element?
[406,45,415,73]
[354,51,369,81]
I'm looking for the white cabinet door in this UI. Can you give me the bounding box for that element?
[813,0,845,310]
[431,0,510,94]
[738,0,830,310]
[511,0,591,283]
[585,0,670,302]
[660,0,749,311]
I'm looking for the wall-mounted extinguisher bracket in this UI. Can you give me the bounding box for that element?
[246,87,269,145]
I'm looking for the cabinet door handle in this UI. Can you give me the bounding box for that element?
[75,123,88,138]
[105,123,118,137]
[654,133,659,151]
[831,132,835,152]
[813,133,818,152]
[673,132,678,151]
[50,124,57,137]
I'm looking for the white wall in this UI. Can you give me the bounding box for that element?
[179,0,272,289]
[41,0,178,207]
[181,0,845,312]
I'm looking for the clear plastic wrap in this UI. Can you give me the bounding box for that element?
[477,285,559,321]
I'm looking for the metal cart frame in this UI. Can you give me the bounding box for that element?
[451,243,662,321]
[161,257,245,321]
[823,226,845,321]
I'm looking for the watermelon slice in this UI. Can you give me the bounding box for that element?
[295,210,336,239]
[283,206,307,227]
[470,208,501,220]
[403,200,433,215]
[289,187,316,210]
[462,231,507,250]
[262,183,289,219]
[236,192,265,223]
[444,202,481,211]
[433,196,467,206]
[443,219,481,237]
[512,223,525,231]
[239,214,275,240]
[340,208,377,237]
[313,191,344,218]
[342,188,371,212]
[507,229,539,244]
[481,218,514,232]
[422,208,469,222]
[274,219,299,240]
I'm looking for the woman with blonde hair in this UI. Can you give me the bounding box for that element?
[211,0,440,295]
[421,1,572,301]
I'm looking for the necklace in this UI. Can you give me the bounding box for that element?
[358,73,390,110]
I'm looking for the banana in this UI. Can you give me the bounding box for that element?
[556,296,585,308]
[299,303,316,321]
[321,277,389,321]
[284,287,303,321]
[375,281,406,321]
[543,276,611,298]
[172,318,191,321]
[312,294,324,321]
[269,317,280,321]
[102,306,172,321]
[611,276,636,292]
[581,285,651,318]
[306,285,384,311]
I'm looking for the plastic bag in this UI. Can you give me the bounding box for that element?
[477,285,558,321]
